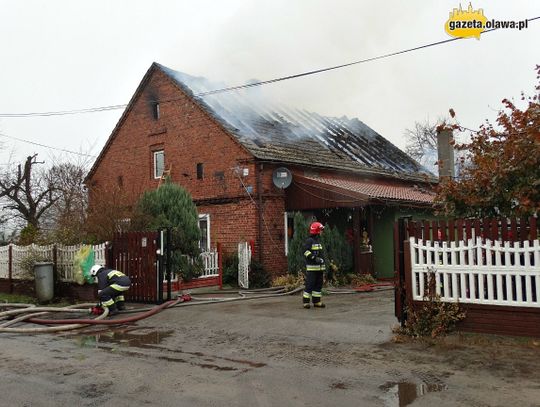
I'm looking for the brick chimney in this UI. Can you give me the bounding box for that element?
[436,128,455,179]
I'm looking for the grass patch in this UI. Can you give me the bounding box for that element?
[0,293,37,304]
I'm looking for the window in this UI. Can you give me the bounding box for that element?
[153,150,165,179]
[153,103,160,120]
[198,214,210,251]
[197,163,204,180]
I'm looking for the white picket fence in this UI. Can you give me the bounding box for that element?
[200,249,220,277]
[0,243,107,282]
[410,237,540,308]
[1,243,220,285]
[166,248,220,283]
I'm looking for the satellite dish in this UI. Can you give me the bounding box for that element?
[272,167,292,189]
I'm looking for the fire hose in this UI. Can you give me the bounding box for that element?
[0,282,392,334]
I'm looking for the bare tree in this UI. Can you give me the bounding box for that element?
[44,159,90,243]
[0,155,59,231]
[404,120,439,163]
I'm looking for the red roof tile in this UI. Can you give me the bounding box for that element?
[301,175,435,204]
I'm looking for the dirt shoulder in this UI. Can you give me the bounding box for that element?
[1,289,539,406]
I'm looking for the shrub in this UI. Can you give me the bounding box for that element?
[271,273,305,291]
[397,267,466,338]
[287,212,309,276]
[349,273,376,287]
[18,248,53,280]
[320,224,353,281]
[222,252,239,286]
[249,260,271,288]
[135,179,203,282]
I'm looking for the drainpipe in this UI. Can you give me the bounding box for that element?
[257,163,263,264]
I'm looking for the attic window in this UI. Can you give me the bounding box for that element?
[153,103,160,120]
[197,163,204,180]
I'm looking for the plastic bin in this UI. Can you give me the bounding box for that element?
[34,262,54,303]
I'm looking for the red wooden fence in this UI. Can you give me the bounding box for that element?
[111,231,159,303]
[405,217,538,243]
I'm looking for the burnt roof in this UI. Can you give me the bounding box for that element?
[158,63,435,182]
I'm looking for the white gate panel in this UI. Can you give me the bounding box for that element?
[238,242,251,289]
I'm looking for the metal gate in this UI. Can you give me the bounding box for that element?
[238,241,251,289]
[111,231,162,303]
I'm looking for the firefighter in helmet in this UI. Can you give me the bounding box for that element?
[303,221,326,308]
[90,264,131,315]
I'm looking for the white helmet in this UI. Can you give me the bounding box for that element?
[90,264,104,277]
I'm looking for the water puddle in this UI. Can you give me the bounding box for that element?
[380,380,447,407]
[72,327,174,349]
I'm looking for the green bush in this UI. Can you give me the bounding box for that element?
[398,268,466,338]
[249,260,271,288]
[222,252,239,286]
[135,179,203,281]
[321,224,353,282]
[287,212,309,276]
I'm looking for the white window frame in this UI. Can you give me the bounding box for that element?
[198,214,211,251]
[153,150,164,179]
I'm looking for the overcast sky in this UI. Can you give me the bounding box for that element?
[0,0,539,169]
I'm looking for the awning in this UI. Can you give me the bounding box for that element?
[286,174,435,210]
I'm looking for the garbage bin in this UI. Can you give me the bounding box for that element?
[34,262,54,303]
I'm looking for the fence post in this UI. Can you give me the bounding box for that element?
[8,244,13,294]
[403,239,413,318]
[217,243,223,290]
[105,241,113,268]
[53,244,58,287]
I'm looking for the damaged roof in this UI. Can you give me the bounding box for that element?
[158,63,435,182]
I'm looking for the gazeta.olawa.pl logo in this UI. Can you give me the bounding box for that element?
[445,2,529,39]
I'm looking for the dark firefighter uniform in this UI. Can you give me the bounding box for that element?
[303,230,326,308]
[96,267,131,313]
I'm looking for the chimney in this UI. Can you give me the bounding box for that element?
[436,128,455,179]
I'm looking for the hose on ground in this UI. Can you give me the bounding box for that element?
[0,299,180,333]
[0,281,392,334]
[27,298,181,326]
[0,308,110,334]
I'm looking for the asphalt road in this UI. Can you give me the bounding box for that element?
[1,289,539,406]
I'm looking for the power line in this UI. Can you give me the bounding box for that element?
[196,19,540,97]
[1,17,538,118]
[0,104,127,118]
[0,133,96,158]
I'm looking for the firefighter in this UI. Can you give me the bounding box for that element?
[303,221,326,309]
[90,264,131,315]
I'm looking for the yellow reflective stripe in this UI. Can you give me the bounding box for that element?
[306,265,322,271]
[115,295,125,302]
[303,292,311,299]
[311,244,322,250]
[108,270,124,279]
[102,299,115,307]
[110,284,130,291]
[304,250,312,257]
[312,291,322,297]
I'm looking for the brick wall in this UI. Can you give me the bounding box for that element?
[88,66,289,279]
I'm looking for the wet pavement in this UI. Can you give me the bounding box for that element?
[1,289,540,406]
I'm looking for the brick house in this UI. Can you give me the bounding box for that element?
[86,62,436,279]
